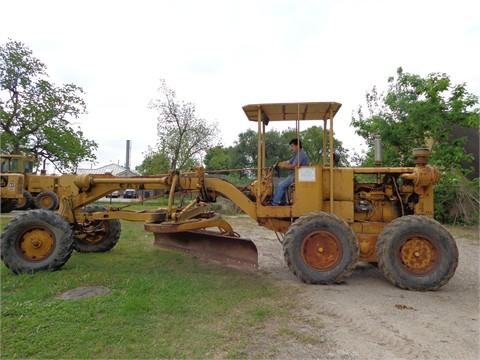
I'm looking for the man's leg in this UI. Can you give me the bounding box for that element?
[272,175,293,205]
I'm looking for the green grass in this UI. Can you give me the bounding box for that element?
[1,219,294,359]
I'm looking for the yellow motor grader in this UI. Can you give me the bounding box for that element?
[0,154,60,211]
[0,160,25,213]
[0,102,458,290]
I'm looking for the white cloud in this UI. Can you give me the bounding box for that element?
[1,0,479,170]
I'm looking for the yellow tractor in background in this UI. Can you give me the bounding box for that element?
[0,102,458,290]
[0,159,25,213]
[0,154,60,211]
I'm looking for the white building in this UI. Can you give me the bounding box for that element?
[76,163,139,177]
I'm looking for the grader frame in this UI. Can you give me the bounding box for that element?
[0,102,458,291]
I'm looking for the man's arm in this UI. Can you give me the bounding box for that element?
[278,160,295,170]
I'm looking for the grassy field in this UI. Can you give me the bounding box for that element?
[0,216,296,359]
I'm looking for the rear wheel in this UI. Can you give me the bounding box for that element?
[15,191,33,210]
[0,209,74,274]
[73,205,121,252]
[283,212,359,284]
[33,191,59,210]
[376,215,458,291]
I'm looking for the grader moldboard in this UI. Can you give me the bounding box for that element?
[0,102,459,291]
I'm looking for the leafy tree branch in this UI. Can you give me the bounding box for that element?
[0,39,97,172]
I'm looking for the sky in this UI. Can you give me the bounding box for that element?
[1,0,479,171]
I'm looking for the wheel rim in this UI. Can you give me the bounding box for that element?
[19,228,55,261]
[38,195,54,209]
[399,236,438,275]
[77,221,108,245]
[301,230,342,271]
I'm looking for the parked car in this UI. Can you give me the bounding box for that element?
[106,190,120,198]
[123,189,137,198]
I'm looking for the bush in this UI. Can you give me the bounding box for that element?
[435,170,479,225]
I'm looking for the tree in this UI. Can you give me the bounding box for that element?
[230,129,258,169]
[217,128,289,170]
[205,127,349,174]
[135,147,170,175]
[300,126,348,166]
[351,67,479,170]
[204,145,234,171]
[0,40,97,172]
[148,80,219,171]
[351,67,480,224]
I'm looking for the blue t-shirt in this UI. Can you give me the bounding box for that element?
[288,149,309,168]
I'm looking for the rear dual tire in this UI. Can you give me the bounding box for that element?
[14,191,59,211]
[283,213,458,291]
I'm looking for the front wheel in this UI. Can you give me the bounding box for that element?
[283,212,359,284]
[73,205,121,252]
[0,209,74,274]
[376,215,458,291]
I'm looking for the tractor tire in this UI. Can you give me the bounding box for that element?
[0,209,74,274]
[33,191,59,211]
[15,191,33,210]
[73,205,121,253]
[1,199,17,213]
[376,215,458,291]
[283,212,359,284]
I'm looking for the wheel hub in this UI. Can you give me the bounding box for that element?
[77,222,107,244]
[20,229,55,261]
[301,231,342,271]
[400,236,437,274]
[39,197,53,208]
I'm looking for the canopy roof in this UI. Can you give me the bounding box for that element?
[242,102,342,122]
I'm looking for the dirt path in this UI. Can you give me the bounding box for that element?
[228,216,480,360]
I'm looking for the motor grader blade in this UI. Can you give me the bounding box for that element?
[153,230,258,269]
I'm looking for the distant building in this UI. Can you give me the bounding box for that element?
[76,163,139,177]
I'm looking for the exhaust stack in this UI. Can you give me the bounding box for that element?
[125,140,131,170]
[374,136,382,166]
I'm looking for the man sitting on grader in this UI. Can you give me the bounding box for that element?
[271,138,309,205]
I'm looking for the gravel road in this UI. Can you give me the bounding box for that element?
[228,216,480,360]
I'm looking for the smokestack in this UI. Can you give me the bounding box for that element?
[125,140,131,170]
[374,135,382,166]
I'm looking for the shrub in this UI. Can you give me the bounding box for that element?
[435,170,479,225]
